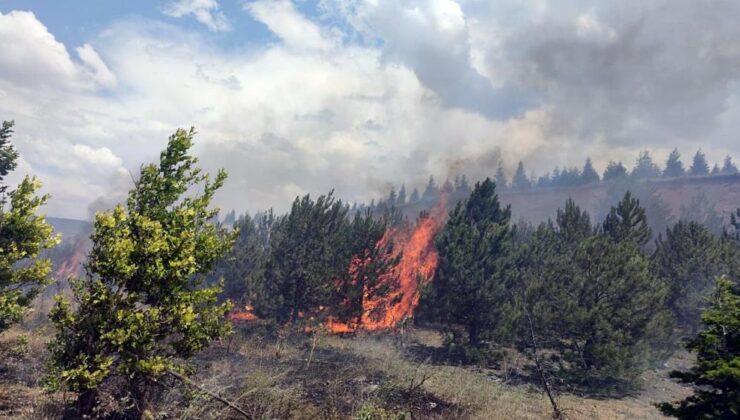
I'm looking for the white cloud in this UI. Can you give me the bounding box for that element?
[163,0,231,32]
[2,2,740,219]
[0,10,78,88]
[246,0,335,51]
[76,44,117,88]
[72,144,124,170]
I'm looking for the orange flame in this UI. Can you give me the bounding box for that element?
[329,195,447,333]
[229,195,448,332]
[54,237,87,280]
[229,304,259,321]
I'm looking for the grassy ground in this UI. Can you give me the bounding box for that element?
[0,322,692,419]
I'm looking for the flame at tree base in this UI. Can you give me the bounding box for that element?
[229,198,448,334]
[328,199,447,334]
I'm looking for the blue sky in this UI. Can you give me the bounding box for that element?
[1,0,740,219]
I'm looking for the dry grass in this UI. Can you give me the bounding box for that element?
[1,323,692,419]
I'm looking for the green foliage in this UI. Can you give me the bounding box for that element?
[334,209,397,323]
[517,199,670,388]
[0,120,19,185]
[495,163,508,190]
[727,208,740,244]
[603,191,652,247]
[207,211,276,303]
[47,128,236,415]
[429,178,513,356]
[511,161,531,190]
[602,161,628,182]
[581,158,600,184]
[664,148,686,178]
[255,192,392,326]
[654,221,726,337]
[660,276,740,419]
[631,150,661,180]
[354,402,409,420]
[0,120,58,333]
[690,149,710,176]
[721,155,738,175]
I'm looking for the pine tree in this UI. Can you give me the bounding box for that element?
[633,183,675,244]
[0,121,19,196]
[581,158,600,184]
[721,155,738,175]
[603,191,652,247]
[256,192,392,327]
[690,150,710,176]
[728,208,740,244]
[653,221,725,337]
[441,179,454,195]
[660,276,740,419]
[397,184,407,205]
[207,211,276,304]
[409,187,420,203]
[511,161,531,190]
[332,209,396,325]
[422,176,438,202]
[259,192,349,323]
[222,209,236,226]
[632,150,661,180]
[495,164,508,191]
[556,198,593,244]
[430,178,513,359]
[519,199,669,387]
[536,173,551,188]
[603,161,628,182]
[455,175,471,195]
[387,187,397,207]
[711,163,720,175]
[663,148,686,178]
[47,128,236,416]
[0,121,58,332]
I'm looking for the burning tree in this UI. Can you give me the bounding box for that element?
[252,192,394,328]
[0,120,58,333]
[330,210,399,331]
[47,128,237,417]
[330,208,445,333]
[238,189,447,334]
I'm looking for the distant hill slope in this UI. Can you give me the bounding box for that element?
[501,173,740,223]
[395,174,740,230]
[47,217,91,241]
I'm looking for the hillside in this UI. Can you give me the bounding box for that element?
[395,174,740,229]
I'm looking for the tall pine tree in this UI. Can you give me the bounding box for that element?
[430,178,513,359]
[653,221,725,337]
[660,276,740,419]
[581,158,600,184]
[495,163,508,190]
[632,150,661,180]
[511,161,531,190]
[664,148,686,178]
[603,191,652,247]
[690,150,710,176]
[602,161,628,182]
[518,199,669,388]
[721,155,738,174]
